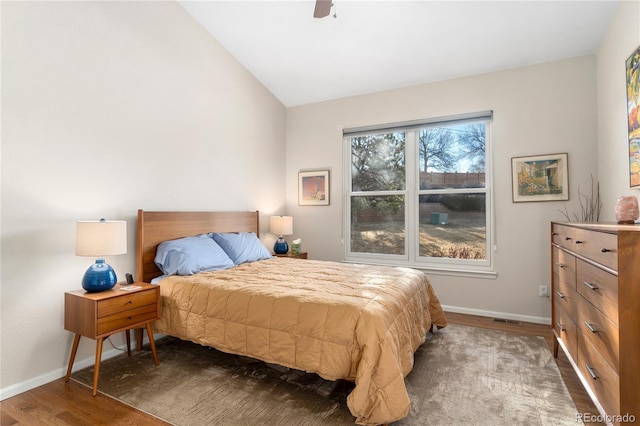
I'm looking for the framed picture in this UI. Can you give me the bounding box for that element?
[298,170,330,206]
[511,153,569,202]
[627,45,640,188]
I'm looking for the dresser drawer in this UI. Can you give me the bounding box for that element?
[97,289,157,318]
[97,304,158,336]
[577,299,619,373]
[576,259,619,325]
[552,224,577,252]
[553,247,576,289]
[570,228,618,271]
[554,301,578,360]
[578,335,620,418]
[554,273,578,323]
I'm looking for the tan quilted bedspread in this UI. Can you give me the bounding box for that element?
[152,258,447,425]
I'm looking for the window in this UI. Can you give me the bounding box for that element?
[343,112,493,275]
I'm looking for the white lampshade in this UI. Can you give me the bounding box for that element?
[270,216,293,236]
[76,219,127,257]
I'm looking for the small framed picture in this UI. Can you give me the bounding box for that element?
[298,170,330,206]
[511,153,568,202]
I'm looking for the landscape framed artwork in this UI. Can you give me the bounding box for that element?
[511,153,568,202]
[627,45,640,188]
[298,170,330,206]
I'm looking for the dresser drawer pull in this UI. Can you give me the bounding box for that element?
[601,248,612,253]
[575,240,584,244]
[552,232,558,236]
[585,364,599,380]
[583,281,598,291]
[556,291,565,299]
[584,322,599,333]
[556,262,565,268]
[556,322,565,332]
[127,300,133,304]
[565,237,572,241]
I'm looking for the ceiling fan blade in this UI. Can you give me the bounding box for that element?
[313,0,332,18]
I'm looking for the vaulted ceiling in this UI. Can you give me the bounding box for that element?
[179,1,618,107]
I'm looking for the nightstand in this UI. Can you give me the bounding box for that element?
[274,252,308,259]
[63,282,160,396]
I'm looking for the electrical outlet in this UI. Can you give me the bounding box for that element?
[539,285,549,297]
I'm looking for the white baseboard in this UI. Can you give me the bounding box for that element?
[0,334,157,401]
[442,304,551,325]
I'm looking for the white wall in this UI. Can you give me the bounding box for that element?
[1,1,286,398]
[286,56,599,323]
[597,0,640,216]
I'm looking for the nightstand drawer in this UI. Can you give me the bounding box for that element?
[98,289,157,318]
[97,304,158,336]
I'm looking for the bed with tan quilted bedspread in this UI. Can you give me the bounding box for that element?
[152,257,447,425]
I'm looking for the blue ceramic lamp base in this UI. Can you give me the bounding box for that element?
[82,259,118,292]
[273,237,289,254]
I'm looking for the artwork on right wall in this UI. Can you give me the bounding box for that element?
[627,45,640,188]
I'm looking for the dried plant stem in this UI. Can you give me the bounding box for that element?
[558,175,601,222]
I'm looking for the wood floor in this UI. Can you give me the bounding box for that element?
[1,312,603,425]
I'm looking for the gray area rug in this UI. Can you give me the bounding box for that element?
[72,324,580,425]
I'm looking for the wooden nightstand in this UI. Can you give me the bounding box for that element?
[274,252,308,259]
[63,282,160,396]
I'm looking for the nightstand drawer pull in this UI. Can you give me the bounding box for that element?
[127,300,133,304]
[556,262,565,268]
[556,291,565,299]
[583,281,598,291]
[584,322,599,333]
[575,240,584,244]
[586,364,599,380]
[601,248,611,253]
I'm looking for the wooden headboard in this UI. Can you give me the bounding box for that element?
[136,210,260,283]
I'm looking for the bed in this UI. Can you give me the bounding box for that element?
[137,210,447,425]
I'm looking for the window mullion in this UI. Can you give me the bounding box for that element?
[406,131,417,263]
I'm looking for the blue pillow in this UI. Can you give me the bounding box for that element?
[209,232,273,265]
[155,235,234,276]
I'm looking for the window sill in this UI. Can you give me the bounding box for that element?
[342,259,498,279]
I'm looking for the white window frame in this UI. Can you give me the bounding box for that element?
[342,112,496,278]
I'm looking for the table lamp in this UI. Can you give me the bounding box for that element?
[270,216,293,254]
[76,218,127,292]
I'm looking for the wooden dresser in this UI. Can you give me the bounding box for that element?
[551,222,640,424]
